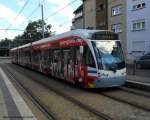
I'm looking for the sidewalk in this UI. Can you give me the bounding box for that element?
[0,67,37,120]
[126,74,150,91]
[127,75,150,84]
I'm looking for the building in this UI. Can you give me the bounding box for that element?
[95,0,108,29]
[71,4,84,30]
[82,0,108,29]
[108,0,127,55]
[127,0,150,59]
[74,0,150,60]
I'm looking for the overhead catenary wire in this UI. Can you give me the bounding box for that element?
[14,0,79,34]
[2,0,119,41]
[45,0,78,21]
[16,4,41,29]
[2,1,99,33]
[2,0,80,40]
[16,0,47,29]
[5,0,29,31]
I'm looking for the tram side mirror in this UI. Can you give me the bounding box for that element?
[80,46,84,54]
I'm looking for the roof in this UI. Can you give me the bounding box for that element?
[11,47,18,51]
[32,29,103,46]
[18,43,31,49]
[11,43,31,51]
[73,4,83,14]
[11,29,110,50]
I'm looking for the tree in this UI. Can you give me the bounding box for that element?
[11,19,53,47]
[0,19,53,48]
[0,38,12,56]
[0,38,12,48]
[23,19,52,43]
[13,35,25,47]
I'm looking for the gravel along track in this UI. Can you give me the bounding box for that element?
[3,64,111,120]
[6,63,150,120]
[98,88,150,112]
[119,86,150,98]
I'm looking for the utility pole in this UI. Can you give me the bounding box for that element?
[41,4,44,39]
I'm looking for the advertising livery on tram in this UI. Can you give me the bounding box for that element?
[10,29,126,88]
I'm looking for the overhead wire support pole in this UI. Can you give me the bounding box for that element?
[41,4,44,39]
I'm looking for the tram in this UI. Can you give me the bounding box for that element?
[10,29,126,88]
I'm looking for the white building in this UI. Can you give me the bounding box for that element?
[127,0,150,60]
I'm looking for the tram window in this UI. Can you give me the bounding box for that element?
[49,49,52,62]
[85,46,95,67]
[32,51,40,64]
[63,49,70,63]
[53,50,60,63]
[42,50,49,65]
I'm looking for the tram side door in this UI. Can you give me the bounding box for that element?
[72,46,84,84]
[63,49,70,80]
[72,47,78,81]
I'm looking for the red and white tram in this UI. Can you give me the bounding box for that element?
[10,29,126,88]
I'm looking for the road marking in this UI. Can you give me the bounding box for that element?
[0,67,37,120]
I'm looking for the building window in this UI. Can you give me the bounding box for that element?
[112,5,121,16]
[132,19,145,31]
[99,4,104,10]
[132,3,145,11]
[132,41,145,52]
[111,23,122,33]
[97,4,105,11]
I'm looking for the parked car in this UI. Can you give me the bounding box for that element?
[136,53,150,69]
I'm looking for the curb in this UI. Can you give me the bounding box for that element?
[125,80,150,91]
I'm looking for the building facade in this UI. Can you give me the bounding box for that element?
[71,5,84,30]
[83,0,96,29]
[127,0,150,59]
[108,0,127,55]
[82,0,108,29]
[74,0,150,60]
[95,0,108,29]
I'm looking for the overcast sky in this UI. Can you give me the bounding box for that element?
[0,0,82,40]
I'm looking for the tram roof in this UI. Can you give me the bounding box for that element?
[18,43,31,49]
[11,29,110,50]
[11,43,31,51]
[32,29,107,46]
[11,47,18,51]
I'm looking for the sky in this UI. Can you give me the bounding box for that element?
[0,0,82,40]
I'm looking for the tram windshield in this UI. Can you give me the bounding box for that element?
[92,41,125,70]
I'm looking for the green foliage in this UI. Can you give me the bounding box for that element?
[0,19,53,48]
[0,38,12,48]
[23,19,52,42]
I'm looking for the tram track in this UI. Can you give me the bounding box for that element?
[5,63,150,120]
[96,85,150,112]
[99,91,150,112]
[4,64,112,120]
[4,65,57,120]
[119,86,150,98]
